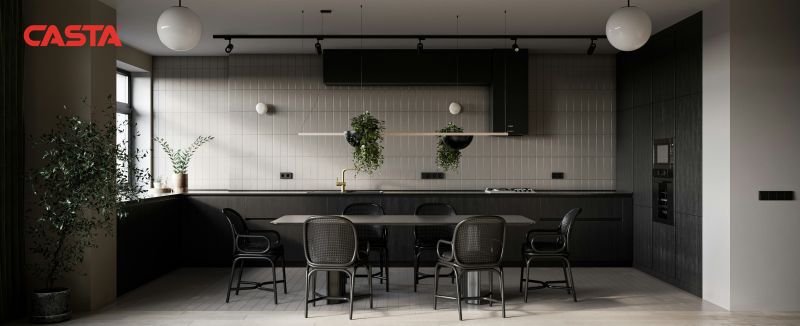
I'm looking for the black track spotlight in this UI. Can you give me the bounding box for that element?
[224,39,233,54]
[587,38,597,55]
[417,38,424,54]
[314,39,322,55]
[511,38,520,53]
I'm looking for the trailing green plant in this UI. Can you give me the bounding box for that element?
[29,96,150,289]
[154,135,214,174]
[350,111,385,174]
[436,123,465,171]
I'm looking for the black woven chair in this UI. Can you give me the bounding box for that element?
[520,208,581,302]
[413,203,457,292]
[433,215,507,320]
[343,203,389,292]
[304,216,373,320]
[222,208,286,304]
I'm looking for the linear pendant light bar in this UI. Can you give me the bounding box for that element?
[298,132,509,136]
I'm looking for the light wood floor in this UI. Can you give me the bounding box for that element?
[27,267,800,325]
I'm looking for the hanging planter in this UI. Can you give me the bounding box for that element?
[348,111,385,174]
[436,123,472,171]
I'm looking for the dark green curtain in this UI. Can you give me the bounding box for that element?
[0,0,26,322]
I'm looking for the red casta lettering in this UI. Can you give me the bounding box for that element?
[24,25,122,47]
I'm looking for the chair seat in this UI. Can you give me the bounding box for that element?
[522,241,567,255]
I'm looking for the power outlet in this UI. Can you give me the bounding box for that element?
[552,172,565,179]
[421,172,445,180]
[280,172,293,180]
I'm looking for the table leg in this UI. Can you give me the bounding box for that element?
[326,271,348,304]
[466,271,483,304]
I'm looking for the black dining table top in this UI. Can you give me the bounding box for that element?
[271,214,536,225]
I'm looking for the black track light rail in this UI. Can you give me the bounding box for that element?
[214,34,606,40]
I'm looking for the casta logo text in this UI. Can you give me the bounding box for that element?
[24,25,122,47]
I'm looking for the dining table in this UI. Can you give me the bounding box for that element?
[272,214,536,304]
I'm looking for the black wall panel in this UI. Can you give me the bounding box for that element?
[675,213,702,295]
[633,205,653,269]
[675,93,703,216]
[616,12,702,295]
[632,104,653,206]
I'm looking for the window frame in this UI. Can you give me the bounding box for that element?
[116,69,135,186]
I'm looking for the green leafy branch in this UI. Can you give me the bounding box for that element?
[436,122,464,171]
[154,135,214,174]
[350,111,385,174]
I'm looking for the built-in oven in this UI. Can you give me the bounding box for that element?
[653,138,674,225]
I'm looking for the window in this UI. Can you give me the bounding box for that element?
[116,69,133,185]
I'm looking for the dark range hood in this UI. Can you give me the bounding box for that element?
[322,49,529,135]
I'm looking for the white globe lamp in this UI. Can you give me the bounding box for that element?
[157,1,202,51]
[448,102,462,115]
[606,4,651,51]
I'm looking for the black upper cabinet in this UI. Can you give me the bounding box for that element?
[651,28,676,102]
[323,49,492,85]
[323,49,529,135]
[491,50,529,135]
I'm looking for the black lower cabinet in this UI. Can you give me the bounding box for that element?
[118,193,632,295]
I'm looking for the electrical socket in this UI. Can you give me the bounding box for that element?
[280,172,293,180]
[552,172,564,179]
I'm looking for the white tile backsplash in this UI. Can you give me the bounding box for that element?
[152,54,615,191]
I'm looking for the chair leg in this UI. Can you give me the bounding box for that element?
[564,258,578,302]
[523,257,531,303]
[489,270,494,307]
[281,255,288,294]
[270,259,278,304]
[561,260,571,295]
[235,260,245,295]
[304,267,311,318]
[311,271,317,307]
[225,258,239,303]
[367,265,374,309]
[413,249,420,292]
[454,269,463,321]
[432,263,440,310]
[348,270,356,320]
[519,254,525,292]
[384,248,390,292]
[378,249,384,284]
[499,267,506,318]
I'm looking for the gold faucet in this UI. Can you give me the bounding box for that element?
[336,168,357,192]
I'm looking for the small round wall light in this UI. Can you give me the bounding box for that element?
[256,102,272,115]
[448,102,462,115]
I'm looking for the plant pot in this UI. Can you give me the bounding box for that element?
[173,173,188,193]
[345,130,362,147]
[30,288,71,323]
[442,135,474,150]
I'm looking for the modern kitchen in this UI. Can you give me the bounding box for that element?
[2,0,799,325]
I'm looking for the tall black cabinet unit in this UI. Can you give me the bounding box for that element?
[616,12,702,295]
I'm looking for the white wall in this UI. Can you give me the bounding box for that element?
[703,0,800,311]
[701,0,731,310]
[151,54,617,191]
[728,0,800,311]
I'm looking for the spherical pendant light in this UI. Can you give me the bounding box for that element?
[605,4,651,51]
[157,1,202,51]
[448,102,462,115]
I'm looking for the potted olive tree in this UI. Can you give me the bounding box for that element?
[347,111,385,174]
[154,135,214,193]
[29,98,149,323]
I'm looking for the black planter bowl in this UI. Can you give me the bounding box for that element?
[443,135,474,150]
[345,130,362,147]
[30,287,71,323]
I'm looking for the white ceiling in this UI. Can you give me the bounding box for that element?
[101,0,717,56]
